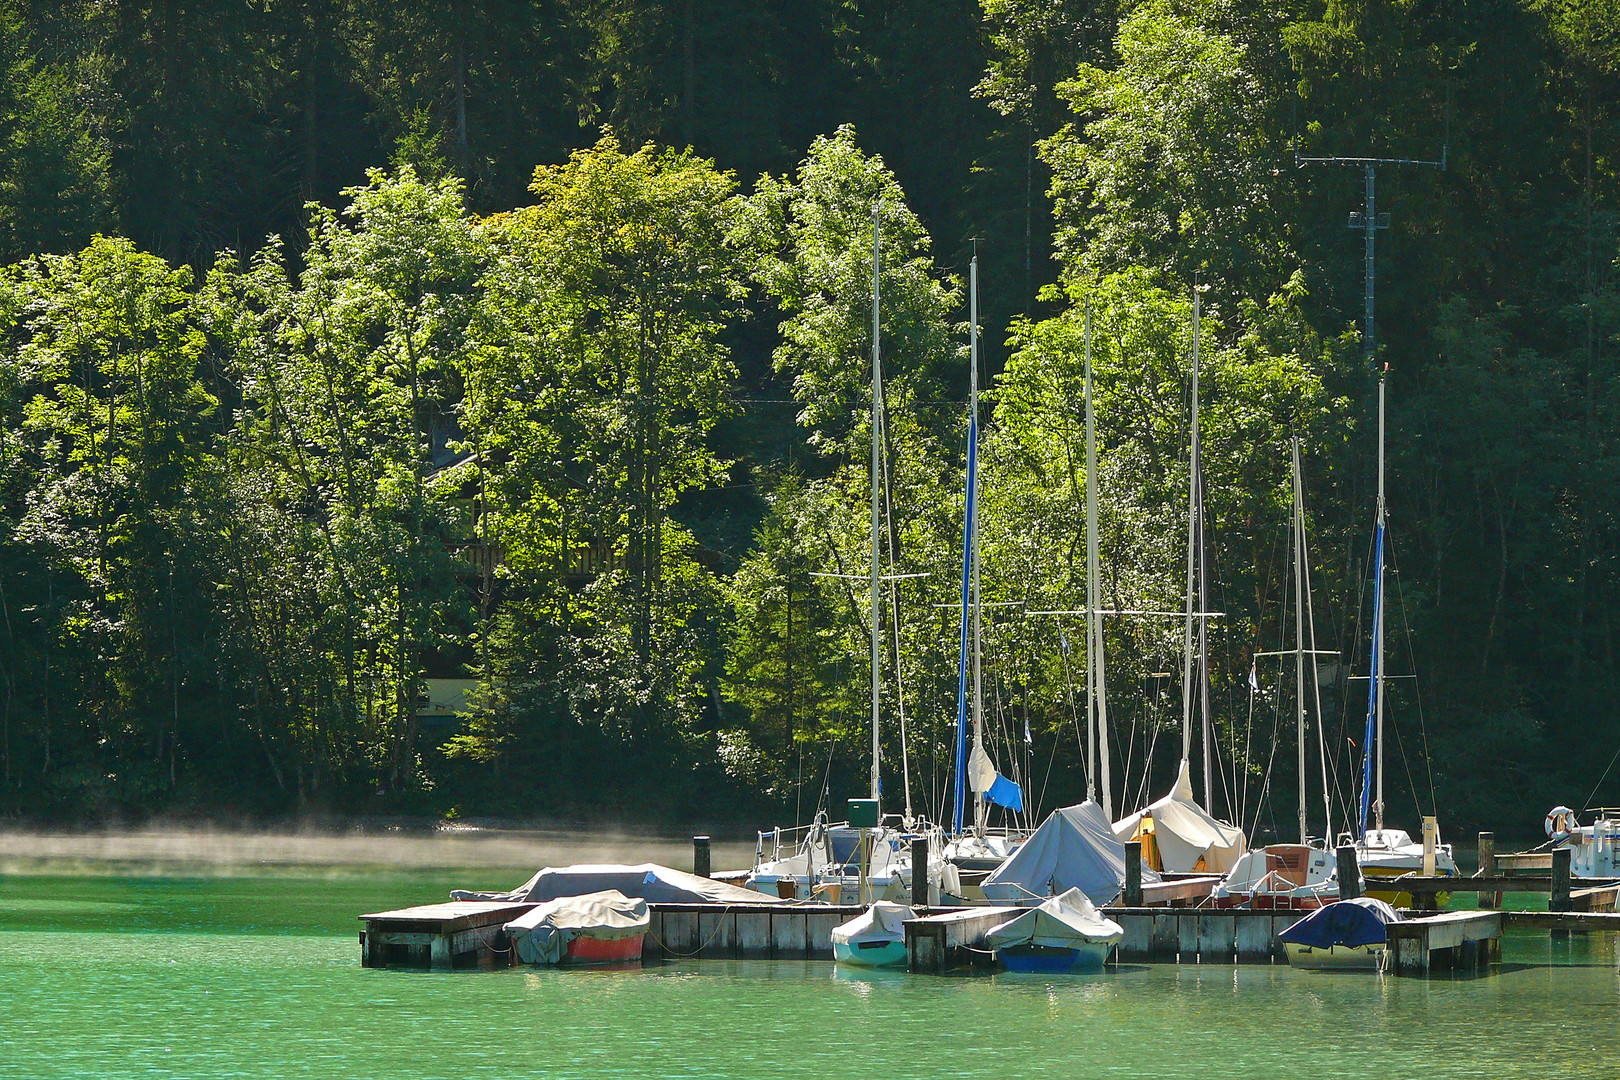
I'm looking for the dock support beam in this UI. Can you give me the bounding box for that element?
[694,835,711,879]
[1124,841,1143,907]
[1336,844,1362,901]
[1551,847,1572,912]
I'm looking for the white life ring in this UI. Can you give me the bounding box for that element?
[1545,805,1578,840]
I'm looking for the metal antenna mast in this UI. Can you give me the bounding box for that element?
[1296,145,1445,361]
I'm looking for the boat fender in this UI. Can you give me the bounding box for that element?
[1545,806,1578,840]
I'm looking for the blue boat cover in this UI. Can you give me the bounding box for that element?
[981,800,1160,905]
[1278,897,1401,949]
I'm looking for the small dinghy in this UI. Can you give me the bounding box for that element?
[1278,897,1401,970]
[831,901,914,968]
[504,889,650,966]
[986,887,1123,973]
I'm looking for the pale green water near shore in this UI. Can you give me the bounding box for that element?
[2,872,1618,1079]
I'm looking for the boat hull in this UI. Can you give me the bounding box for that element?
[564,933,645,965]
[997,942,1111,974]
[1284,941,1383,970]
[833,939,908,968]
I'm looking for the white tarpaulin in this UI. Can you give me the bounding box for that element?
[985,887,1123,951]
[451,863,781,905]
[980,800,1157,905]
[830,901,914,947]
[504,889,650,965]
[1113,760,1246,874]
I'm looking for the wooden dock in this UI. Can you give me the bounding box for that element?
[904,907,1022,972]
[643,902,866,960]
[360,901,535,970]
[1107,907,1304,964]
[1385,911,1501,975]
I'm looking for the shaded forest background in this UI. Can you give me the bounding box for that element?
[1,0,1618,838]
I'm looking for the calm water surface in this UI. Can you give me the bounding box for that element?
[2,871,1618,1079]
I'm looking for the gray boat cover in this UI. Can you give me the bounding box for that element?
[450,862,782,905]
[985,887,1124,950]
[830,901,914,947]
[504,889,650,965]
[980,800,1159,905]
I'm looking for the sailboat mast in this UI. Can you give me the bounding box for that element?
[1291,438,1308,845]
[971,256,985,833]
[1374,373,1386,832]
[1084,299,1112,816]
[1180,293,1199,768]
[870,207,882,804]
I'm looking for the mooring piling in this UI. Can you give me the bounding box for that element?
[1551,846,1572,912]
[1124,841,1143,907]
[1336,844,1363,900]
[693,835,711,879]
[911,834,929,906]
[1477,831,1498,908]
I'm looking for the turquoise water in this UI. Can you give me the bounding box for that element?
[3,873,1618,1079]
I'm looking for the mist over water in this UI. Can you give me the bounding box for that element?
[0,825,755,878]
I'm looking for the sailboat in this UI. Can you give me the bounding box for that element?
[1112,288,1247,875]
[747,206,948,908]
[1213,438,1339,910]
[942,253,1028,877]
[979,300,1160,908]
[1350,370,1458,901]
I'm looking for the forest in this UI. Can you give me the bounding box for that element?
[1,0,1617,840]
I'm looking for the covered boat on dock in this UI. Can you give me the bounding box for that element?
[504,890,650,966]
[830,902,914,968]
[985,888,1122,973]
[452,863,780,906]
[981,800,1157,905]
[1278,897,1401,970]
[1113,761,1246,875]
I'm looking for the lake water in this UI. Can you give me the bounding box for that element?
[2,855,1618,1078]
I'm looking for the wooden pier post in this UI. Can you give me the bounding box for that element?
[1477,832,1498,909]
[1124,841,1143,907]
[1551,846,1572,912]
[1336,844,1362,901]
[911,834,929,907]
[694,835,711,879]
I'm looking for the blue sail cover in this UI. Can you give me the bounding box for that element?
[986,773,1024,812]
[1278,897,1400,949]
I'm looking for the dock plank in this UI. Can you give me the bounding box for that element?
[1140,876,1220,907]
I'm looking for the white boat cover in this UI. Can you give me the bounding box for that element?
[830,901,914,947]
[980,800,1159,904]
[504,889,650,965]
[451,863,782,905]
[1112,760,1247,874]
[985,887,1124,951]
